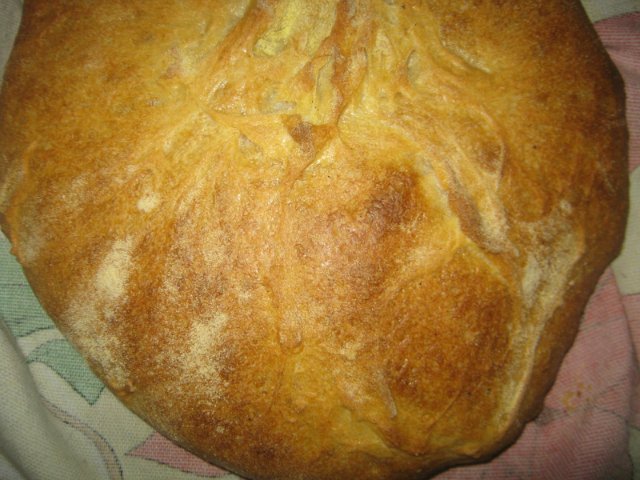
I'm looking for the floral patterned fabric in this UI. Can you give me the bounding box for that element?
[1,2,639,479]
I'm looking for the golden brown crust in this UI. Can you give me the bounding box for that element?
[0,1,628,479]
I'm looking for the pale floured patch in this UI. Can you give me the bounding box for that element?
[201,229,227,270]
[0,154,19,210]
[520,220,584,321]
[64,174,89,208]
[17,221,45,266]
[338,340,361,362]
[95,238,134,303]
[521,254,542,310]
[179,311,229,399]
[15,174,90,266]
[189,312,229,358]
[63,237,137,391]
[64,299,128,390]
[136,192,160,213]
[506,212,585,424]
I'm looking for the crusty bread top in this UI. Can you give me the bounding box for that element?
[0,1,628,479]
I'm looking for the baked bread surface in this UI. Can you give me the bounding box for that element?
[0,1,628,478]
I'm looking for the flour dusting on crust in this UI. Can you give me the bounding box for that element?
[137,192,160,212]
[180,311,229,399]
[95,237,133,303]
[64,237,136,390]
[64,298,128,390]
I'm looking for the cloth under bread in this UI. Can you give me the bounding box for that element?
[0,2,638,480]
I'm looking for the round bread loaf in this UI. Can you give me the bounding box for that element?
[0,1,628,479]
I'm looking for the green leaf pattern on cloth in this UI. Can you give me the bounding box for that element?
[0,240,55,337]
[1,230,107,406]
[27,339,106,405]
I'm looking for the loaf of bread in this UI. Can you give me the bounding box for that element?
[0,1,628,478]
